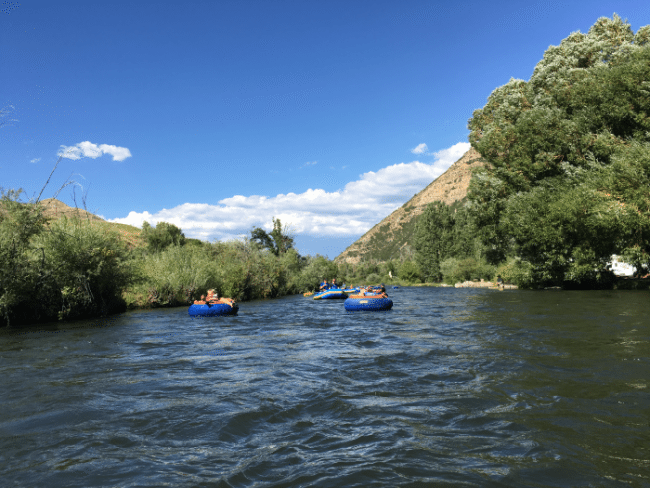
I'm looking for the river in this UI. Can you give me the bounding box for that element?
[1,287,649,487]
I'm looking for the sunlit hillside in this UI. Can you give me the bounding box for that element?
[40,198,145,249]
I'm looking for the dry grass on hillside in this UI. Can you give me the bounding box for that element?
[39,198,145,249]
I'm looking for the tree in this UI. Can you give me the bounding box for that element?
[398,260,422,283]
[413,202,455,281]
[467,15,650,285]
[142,221,185,252]
[250,217,294,256]
[413,201,482,281]
[294,254,337,291]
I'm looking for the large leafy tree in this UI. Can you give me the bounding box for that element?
[414,200,483,282]
[250,217,295,256]
[413,202,456,281]
[141,221,186,252]
[467,15,650,285]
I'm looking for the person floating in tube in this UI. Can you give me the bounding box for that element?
[195,289,236,307]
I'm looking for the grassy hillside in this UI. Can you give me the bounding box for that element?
[40,198,145,249]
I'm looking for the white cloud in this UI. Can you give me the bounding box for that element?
[98,144,132,161]
[109,142,471,242]
[58,141,132,161]
[30,158,41,164]
[432,142,471,168]
[301,161,317,167]
[411,143,428,154]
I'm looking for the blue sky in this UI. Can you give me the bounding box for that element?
[2,0,649,258]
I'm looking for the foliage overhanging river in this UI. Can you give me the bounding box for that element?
[1,287,649,487]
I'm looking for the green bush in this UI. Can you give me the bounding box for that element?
[364,273,382,285]
[129,243,219,307]
[36,216,132,320]
[293,255,338,292]
[0,189,48,326]
[126,238,307,305]
[495,258,535,289]
[1,190,133,325]
[440,256,496,285]
[398,260,422,283]
[141,221,185,252]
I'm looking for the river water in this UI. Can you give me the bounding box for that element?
[1,287,649,487]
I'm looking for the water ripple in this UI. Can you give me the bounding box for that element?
[1,288,649,487]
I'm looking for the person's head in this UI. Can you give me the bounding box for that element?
[332,278,337,284]
[207,289,216,296]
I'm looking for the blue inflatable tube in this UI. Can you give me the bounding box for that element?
[188,303,238,317]
[313,289,347,299]
[342,288,360,295]
[344,296,393,311]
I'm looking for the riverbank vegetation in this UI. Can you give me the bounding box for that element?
[414,15,650,289]
[0,191,420,327]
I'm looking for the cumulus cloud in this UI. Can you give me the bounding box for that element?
[30,158,41,164]
[411,143,428,154]
[432,142,471,168]
[58,141,132,162]
[301,161,317,168]
[109,141,471,242]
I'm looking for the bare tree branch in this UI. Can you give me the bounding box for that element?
[36,156,63,204]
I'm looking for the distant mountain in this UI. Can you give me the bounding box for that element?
[335,147,485,264]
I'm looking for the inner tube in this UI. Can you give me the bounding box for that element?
[188,303,238,317]
[342,288,360,295]
[344,296,393,311]
[313,289,347,300]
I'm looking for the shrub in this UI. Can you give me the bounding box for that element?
[495,258,535,289]
[364,273,382,285]
[36,216,132,319]
[141,221,185,252]
[440,257,495,285]
[398,260,422,283]
[0,189,49,326]
[294,255,338,292]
